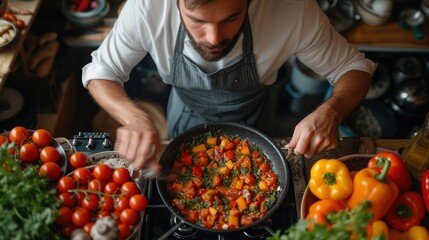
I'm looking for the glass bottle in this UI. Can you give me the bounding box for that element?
[402,112,429,180]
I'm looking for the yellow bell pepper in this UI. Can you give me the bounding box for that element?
[388,226,429,240]
[308,159,353,200]
[367,220,389,240]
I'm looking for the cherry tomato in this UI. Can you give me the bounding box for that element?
[88,179,105,192]
[19,143,39,164]
[56,206,73,226]
[0,135,14,154]
[15,19,26,30]
[75,186,88,202]
[96,210,112,219]
[31,129,52,147]
[81,194,100,211]
[73,167,92,184]
[39,162,62,181]
[58,192,76,208]
[113,168,130,185]
[115,196,130,212]
[129,194,148,212]
[3,12,17,23]
[118,223,133,240]
[61,224,78,237]
[93,164,112,181]
[57,176,77,193]
[121,181,140,196]
[69,152,87,169]
[9,126,31,146]
[104,181,120,195]
[39,146,60,163]
[72,207,91,227]
[120,208,139,225]
[99,195,114,211]
[82,222,95,234]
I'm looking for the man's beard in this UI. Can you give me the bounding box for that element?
[183,23,244,62]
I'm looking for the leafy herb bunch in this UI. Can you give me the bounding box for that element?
[0,141,61,240]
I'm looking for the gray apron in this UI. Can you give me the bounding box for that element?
[168,16,281,138]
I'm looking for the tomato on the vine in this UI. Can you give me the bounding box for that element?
[72,207,91,227]
[73,167,92,184]
[31,129,52,147]
[113,168,131,185]
[58,192,77,208]
[115,196,130,212]
[56,206,73,226]
[61,224,78,237]
[9,126,31,145]
[88,179,105,192]
[81,194,99,211]
[121,181,140,196]
[82,222,95,234]
[93,164,112,181]
[39,162,62,181]
[129,194,148,211]
[39,146,60,163]
[99,195,114,211]
[19,143,39,164]
[120,208,139,225]
[57,176,77,193]
[69,152,87,169]
[118,223,133,240]
[104,181,120,195]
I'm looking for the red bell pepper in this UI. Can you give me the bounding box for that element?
[367,151,412,193]
[421,169,429,213]
[77,0,90,12]
[385,191,426,232]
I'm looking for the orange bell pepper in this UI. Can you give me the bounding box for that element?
[308,159,353,200]
[346,160,399,221]
[306,199,346,228]
[385,191,426,232]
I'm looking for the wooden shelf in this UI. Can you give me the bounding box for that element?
[343,19,429,52]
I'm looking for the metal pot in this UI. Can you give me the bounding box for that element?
[390,78,429,118]
[156,122,290,233]
[392,56,423,86]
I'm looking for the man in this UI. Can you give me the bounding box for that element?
[82,0,376,171]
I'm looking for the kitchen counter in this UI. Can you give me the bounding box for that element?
[0,0,42,90]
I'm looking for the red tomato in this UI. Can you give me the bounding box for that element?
[31,129,52,147]
[0,135,9,147]
[115,196,130,212]
[88,179,106,192]
[57,176,77,193]
[61,224,78,237]
[82,222,95,234]
[39,162,62,181]
[75,186,88,202]
[99,195,114,211]
[118,223,133,240]
[129,194,148,211]
[19,143,39,164]
[96,210,112,219]
[93,164,112,181]
[113,168,131,185]
[120,208,139,225]
[72,208,91,227]
[121,181,140,196]
[104,182,120,195]
[15,19,26,30]
[81,194,100,211]
[9,126,31,146]
[58,192,76,208]
[39,146,60,163]
[69,152,87,169]
[3,12,17,23]
[73,167,92,184]
[56,206,73,226]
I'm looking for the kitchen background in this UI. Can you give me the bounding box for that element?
[0,0,429,141]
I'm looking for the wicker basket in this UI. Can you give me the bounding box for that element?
[61,0,110,28]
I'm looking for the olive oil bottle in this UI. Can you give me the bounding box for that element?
[402,113,429,180]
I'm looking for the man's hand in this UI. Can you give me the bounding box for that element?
[114,122,162,172]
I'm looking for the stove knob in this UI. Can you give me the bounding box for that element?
[86,138,96,150]
[102,138,111,148]
[72,138,81,146]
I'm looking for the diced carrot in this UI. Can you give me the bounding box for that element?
[207,137,217,146]
[193,143,207,154]
[236,196,248,211]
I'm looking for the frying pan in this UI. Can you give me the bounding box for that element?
[155,122,291,233]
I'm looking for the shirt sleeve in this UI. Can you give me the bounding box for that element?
[81,0,148,88]
[294,0,377,85]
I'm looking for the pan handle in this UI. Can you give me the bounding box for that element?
[281,147,294,160]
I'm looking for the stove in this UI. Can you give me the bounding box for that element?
[68,133,373,240]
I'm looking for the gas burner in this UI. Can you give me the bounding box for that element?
[169,214,199,239]
[243,223,271,239]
